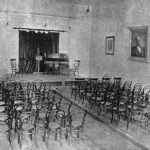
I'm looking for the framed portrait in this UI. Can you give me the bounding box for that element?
[105,36,115,55]
[128,26,148,62]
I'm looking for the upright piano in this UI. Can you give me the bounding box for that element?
[44,53,69,74]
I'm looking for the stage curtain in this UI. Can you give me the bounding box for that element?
[19,31,59,71]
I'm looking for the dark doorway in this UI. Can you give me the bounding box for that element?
[19,31,59,72]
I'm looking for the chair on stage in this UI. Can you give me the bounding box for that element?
[10,59,19,77]
[68,60,80,76]
[53,61,60,75]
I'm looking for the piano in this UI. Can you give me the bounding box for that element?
[44,53,69,74]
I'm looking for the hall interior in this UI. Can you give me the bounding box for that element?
[0,0,150,150]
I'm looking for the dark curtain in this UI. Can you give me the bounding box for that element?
[19,31,59,71]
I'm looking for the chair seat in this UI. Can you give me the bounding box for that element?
[79,90,85,93]
[113,107,117,110]
[49,122,60,129]
[100,101,105,104]
[23,123,34,131]
[140,103,147,108]
[105,102,112,106]
[133,115,148,123]
[119,108,125,112]
[14,101,24,105]
[133,106,139,110]
[96,97,103,101]
[120,101,126,105]
[21,112,30,119]
[0,124,9,132]
[0,114,7,121]
[71,121,81,128]
[16,106,23,111]
[86,93,92,97]
[32,105,37,110]
[127,105,132,109]
[0,101,5,105]
[0,107,5,112]
[39,112,46,118]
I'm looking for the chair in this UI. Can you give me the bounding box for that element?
[127,83,142,113]
[32,79,45,92]
[126,110,149,134]
[69,60,80,76]
[44,109,65,143]
[59,62,69,76]
[71,78,86,101]
[10,59,19,77]
[68,110,87,141]
[20,112,35,146]
[0,106,13,149]
[53,61,60,75]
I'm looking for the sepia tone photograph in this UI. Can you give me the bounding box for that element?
[0,0,150,150]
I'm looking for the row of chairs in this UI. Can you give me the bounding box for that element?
[71,75,150,134]
[0,79,87,149]
[10,58,36,77]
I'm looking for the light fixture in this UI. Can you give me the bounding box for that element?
[86,0,90,12]
[6,0,9,25]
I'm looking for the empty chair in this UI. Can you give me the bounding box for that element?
[59,62,69,76]
[69,60,80,76]
[67,110,87,140]
[113,77,122,87]
[10,59,19,77]
[53,61,60,75]
[71,78,86,101]
[44,109,65,143]
[139,86,150,108]
[19,80,30,90]
[121,81,132,95]
[126,110,149,134]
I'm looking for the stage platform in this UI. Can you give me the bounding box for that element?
[2,73,77,88]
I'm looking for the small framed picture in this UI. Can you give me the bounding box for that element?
[105,36,115,55]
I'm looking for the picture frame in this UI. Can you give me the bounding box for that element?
[105,36,115,55]
[128,26,148,62]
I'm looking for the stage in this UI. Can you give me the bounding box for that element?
[2,72,77,88]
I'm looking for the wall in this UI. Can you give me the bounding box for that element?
[89,0,150,85]
[0,0,91,77]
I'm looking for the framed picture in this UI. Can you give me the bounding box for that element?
[105,36,115,55]
[128,26,148,62]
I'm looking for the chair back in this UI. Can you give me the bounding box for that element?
[74,60,80,70]
[10,59,17,70]
[122,81,132,91]
[132,83,142,96]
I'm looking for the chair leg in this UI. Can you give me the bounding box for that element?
[65,127,69,140]
[126,118,129,131]
[55,129,58,140]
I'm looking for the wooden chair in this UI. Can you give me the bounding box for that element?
[67,110,87,141]
[69,60,80,76]
[10,59,19,77]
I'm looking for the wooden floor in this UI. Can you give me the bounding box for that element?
[0,73,149,150]
[58,87,150,150]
